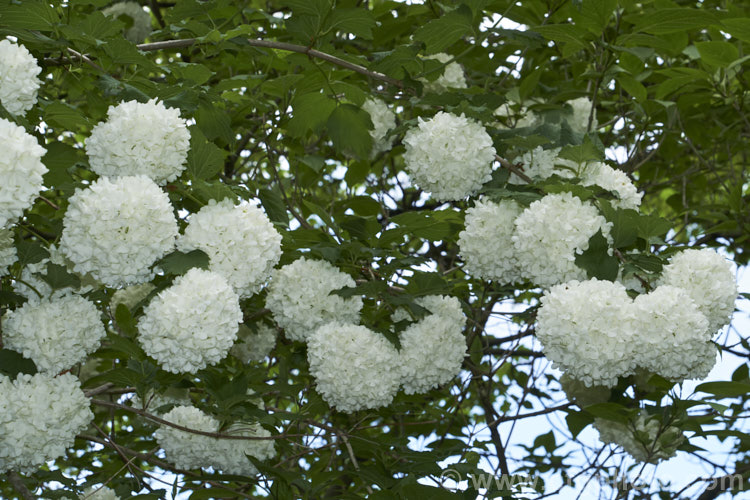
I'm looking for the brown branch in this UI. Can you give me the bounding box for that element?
[485,403,573,428]
[66,48,106,73]
[7,471,35,500]
[495,154,533,183]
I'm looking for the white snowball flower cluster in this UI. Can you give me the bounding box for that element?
[511,146,565,183]
[595,414,683,463]
[583,163,643,210]
[399,295,467,394]
[513,192,612,288]
[102,1,153,43]
[231,324,277,363]
[420,53,468,93]
[155,405,275,476]
[0,228,17,275]
[307,323,401,412]
[59,176,178,288]
[659,248,736,333]
[78,485,120,500]
[138,268,242,374]
[0,40,42,116]
[567,97,597,133]
[0,372,93,473]
[266,257,362,342]
[0,117,47,228]
[3,295,105,374]
[177,199,282,298]
[85,99,190,185]
[110,282,155,312]
[537,279,638,387]
[403,112,496,201]
[362,97,396,156]
[458,198,523,282]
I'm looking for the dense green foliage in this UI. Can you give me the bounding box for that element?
[1,0,750,498]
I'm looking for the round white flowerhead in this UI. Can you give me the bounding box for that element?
[307,322,401,412]
[0,117,47,228]
[403,111,496,201]
[0,228,17,276]
[537,279,638,387]
[0,372,93,474]
[420,53,468,93]
[595,413,683,464]
[658,248,737,333]
[177,198,282,298]
[155,405,275,476]
[102,1,153,43]
[362,97,396,156]
[85,99,190,184]
[231,323,277,363]
[3,295,106,374]
[631,285,713,382]
[0,40,42,116]
[59,175,178,287]
[458,198,523,283]
[398,295,467,394]
[513,192,612,288]
[78,485,120,500]
[137,268,242,373]
[566,97,597,133]
[265,257,363,342]
[509,146,565,184]
[582,163,643,210]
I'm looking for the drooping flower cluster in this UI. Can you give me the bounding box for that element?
[231,324,277,363]
[0,40,42,116]
[2,295,106,374]
[137,268,242,373]
[458,198,523,283]
[0,117,47,228]
[594,413,684,463]
[265,257,363,342]
[155,405,275,476]
[102,1,153,43]
[59,176,178,287]
[513,192,612,288]
[307,323,402,412]
[403,111,496,201]
[420,53,468,93]
[362,97,396,156]
[177,199,282,298]
[0,373,93,473]
[398,295,467,394]
[85,99,190,185]
[0,228,17,276]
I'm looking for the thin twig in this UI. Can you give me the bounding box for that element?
[7,471,35,500]
[495,154,533,183]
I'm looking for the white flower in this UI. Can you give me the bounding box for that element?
[137,268,242,374]
[59,176,178,288]
[307,323,401,412]
[513,192,612,288]
[398,295,467,394]
[0,117,47,228]
[85,99,190,185]
[79,485,120,500]
[177,199,282,298]
[458,198,523,283]
[102,1,153,43]
[155,405,275,476]
[362,97,396,156]
[3,295,105,374]
[0,372,93,473]
[110,282,156,312]
[494,103,537,129]
[537,279,638,387]
[567,97,597,133]
[265,257,363,342]
[595,413,683,463]
[0,228,17,276]
[0,40,42,116]
[511,147,563,183]
[631,285,713,382]
[582,163,643,210]
[403,112,496,201]
[420,53,468,93]
[658,248,737,333]
[231,324,277,363]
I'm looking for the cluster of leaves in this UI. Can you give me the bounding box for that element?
[0,0,749,498]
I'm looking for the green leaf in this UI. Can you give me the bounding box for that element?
[565,410,593,439]
[42,101,92,130]
[413,8,474,54]
[195,104,234,143]
[287,92,337,138]
[326,8,375,39]
[721,18,750,43]
[326,104,373,159]
[0,1,60,31]
[558,136,603,164]
[598,202,639,248]
[533,24,587,53]
[571,0,617,35]
[187,132,224,180]
[406,272,451,297]
[156,250,210,276]
[584,402,630,424]
[695,41,739,68]
[174,62,214,85]
[575,230,619,281]
[636,214,672,242]
[258,187,289,226]
[0,349,37,377]
[16,241,50,267]
[696,381,750,398]
[630,8,718,35]
[41,263,81,290]
[616,73,647,102]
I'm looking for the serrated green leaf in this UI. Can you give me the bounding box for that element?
[326,104,372,159]
[558,136,602,164]
[42,263,81,290]
[258,187,289,227]
[287,92,337,138]
[414,8,473,54]
[533,24,587,52]
[575,230,619,281]
[326,8,375,39]
[636,214,672,242]
[156,250,210,276]
[16,241,50,267]
[195,104,233,143]
[598,202,639,248]
[187,132,224,180]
